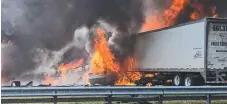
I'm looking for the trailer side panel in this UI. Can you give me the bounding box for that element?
[135,21,205,72]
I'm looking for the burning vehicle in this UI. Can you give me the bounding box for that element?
[88,71,118,86]
[1,0,227,86]
[89,18,227,87]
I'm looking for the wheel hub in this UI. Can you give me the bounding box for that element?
[174,75,180,85]
[185,77,191,86]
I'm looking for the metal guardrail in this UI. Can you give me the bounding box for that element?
[2,86,227,104]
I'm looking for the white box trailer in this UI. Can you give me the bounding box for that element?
[134,18,227,86]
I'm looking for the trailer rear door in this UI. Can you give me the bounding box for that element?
[207,21,227,69]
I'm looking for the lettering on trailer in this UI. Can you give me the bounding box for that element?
[213,24,227,31]
[211,42,227,46]
[210,33,227,46]
[216,50,227,52]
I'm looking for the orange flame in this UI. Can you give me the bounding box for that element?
[58,58,84,82]
[91,29,140,85]
[164,0,187,25]
[115,56,141,85]
[91,29,119,73]
[189,2,218,20]
[140,11,164,32]
[211,7,218,18]
[42,75,58,85]
[42,58,84,85]
[141,0,218,32]
[141,0,187,32]
[58,58,84,72]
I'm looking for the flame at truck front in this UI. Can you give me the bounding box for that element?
[90,28,141,85]
[91,29,119,73]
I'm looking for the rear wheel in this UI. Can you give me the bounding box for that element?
[173,74,184,86]
[184,75,193,86]
[184,74,204,86]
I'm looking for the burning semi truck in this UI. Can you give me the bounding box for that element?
[89,18,227,86]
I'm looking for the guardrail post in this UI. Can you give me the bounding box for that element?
[108,95,112,104]
[158,95,163,104]
[53,96,57,104]
[206,94,211,104]
[105,95,112,104]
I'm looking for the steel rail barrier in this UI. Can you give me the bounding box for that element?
[2,86,227,104]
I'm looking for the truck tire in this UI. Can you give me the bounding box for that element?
[173,74,184,86]
[184,75,198,86]
[184,75,204,86]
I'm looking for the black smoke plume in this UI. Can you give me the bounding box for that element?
[1,0,145,84]
[174,0,227,24]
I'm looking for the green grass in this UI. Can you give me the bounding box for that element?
[2,97,227,104]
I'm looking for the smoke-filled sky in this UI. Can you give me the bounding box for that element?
[1,0,227,84]
[1,0,145,84]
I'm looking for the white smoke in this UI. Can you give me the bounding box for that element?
[2,27,92,86]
